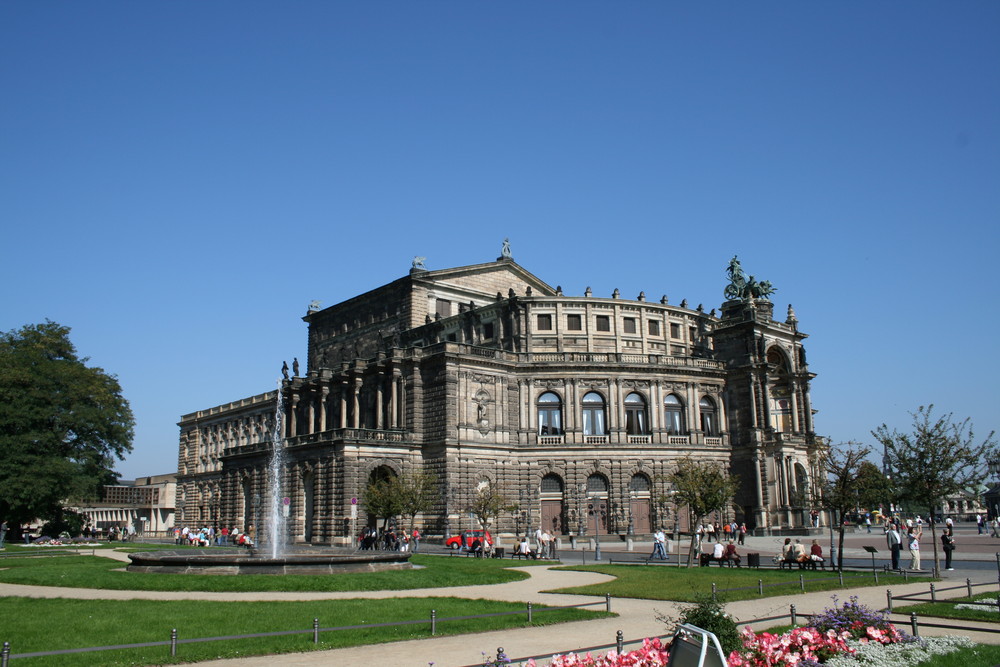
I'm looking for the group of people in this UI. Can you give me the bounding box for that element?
[357,526,421,552]
[777,538,824,568]
[174,525,254,547]
[703,540,742,566]
[884,519,956,571]
[532,527,557,558]
[694,521,748,547]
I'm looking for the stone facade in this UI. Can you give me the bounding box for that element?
[176,255,827,544]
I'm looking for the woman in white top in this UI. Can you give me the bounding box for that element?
[907,527,923,570]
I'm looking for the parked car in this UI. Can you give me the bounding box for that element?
[445,529,493,551]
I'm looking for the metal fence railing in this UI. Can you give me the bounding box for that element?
[0,597,612,666]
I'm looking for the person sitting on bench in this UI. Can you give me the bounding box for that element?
[724,540,741,566]
[469,538,483,557]
[809,540,824,568]
[516,537,533,559]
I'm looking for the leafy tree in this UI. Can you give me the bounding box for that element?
[665,456,739,567]
[855,460,895,516]
[818,442,874,570]
[873,405,997,573]
[0,322,134,534]
[396,471,437,532]
[362,470,437,531]
[467,481,517,532]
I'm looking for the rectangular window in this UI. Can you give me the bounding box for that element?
[483,322,495,340]
[623,318,637,334]
[435,299,451,318]
[670,323,681,338]
[689,327,696,342]
[648,320,660,336]
[537,314,553,331]
[595,315,611,332]
[566,314,582,331]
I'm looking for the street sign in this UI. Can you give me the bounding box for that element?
[282,497,291,506]
[351,497,358,505]
[350,504,358,519]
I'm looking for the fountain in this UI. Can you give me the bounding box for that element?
[127,374,412,575]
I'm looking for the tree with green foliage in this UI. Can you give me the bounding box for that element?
[467,481,517,532]
[0,322,134,536]
[819,442,876,570]
[665,456,739,567]
[362,470,437,531]
[873,405,997,574]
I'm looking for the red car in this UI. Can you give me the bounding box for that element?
[445,529,493,551]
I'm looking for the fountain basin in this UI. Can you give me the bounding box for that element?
[126,548,413,575]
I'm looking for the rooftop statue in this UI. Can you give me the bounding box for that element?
[724,255,777,302]
[412,256,427,270]
[501,238,512,259]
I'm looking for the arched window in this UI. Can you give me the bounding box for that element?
[587,474,608,495]
[700,397,718,436]
[537,392,563,435]
[540,473,564,494]
[629,473,651,493]
[582,392,607,436]
[664,394,685,434]
[624,392,648,435]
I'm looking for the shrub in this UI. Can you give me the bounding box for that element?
[658,595,742,655]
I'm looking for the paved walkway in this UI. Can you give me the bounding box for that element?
[2,533,999,666]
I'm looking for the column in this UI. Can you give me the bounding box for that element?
[307,392,316,435]
[339,381,348,429]
[748,378,759,428]
[289,393,299,437]
[390,371,400,428]
[376,374,384,430]
[790,381,800,433]
[518,380,527,432]
[352,378,362,429]
[319,386,329,432]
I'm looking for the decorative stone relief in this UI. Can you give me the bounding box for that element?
[473,387,492,436]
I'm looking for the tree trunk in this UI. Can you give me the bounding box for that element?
[686,514,704,567]
[928,506,939,574]
[837,522,846,572]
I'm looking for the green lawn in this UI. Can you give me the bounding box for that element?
[548,564,931,602]
[0,553,536,591]
[0,596,609,667]
[914,644,1000,666]
[904,592,1000,624]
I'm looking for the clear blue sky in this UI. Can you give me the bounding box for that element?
[2,3,997,479]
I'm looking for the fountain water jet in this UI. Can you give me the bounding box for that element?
[264,381,287,558]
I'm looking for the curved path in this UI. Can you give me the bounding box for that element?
[1,548,997,666]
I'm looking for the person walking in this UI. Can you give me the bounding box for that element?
[885,522,902,570]
[907,526,923,571]
[738,522,747,546]
[865,515,872,533]
[941,527,955,570]
[651,528,667,560]
[977,514,984,534]
[411,528,421,553]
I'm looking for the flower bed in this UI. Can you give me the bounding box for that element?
[512,597,975,667]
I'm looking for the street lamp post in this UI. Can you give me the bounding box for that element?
[627,490,635,536]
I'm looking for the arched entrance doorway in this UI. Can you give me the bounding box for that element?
[540,474,566,534]
[629,473,652,534]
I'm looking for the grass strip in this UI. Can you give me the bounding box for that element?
[913,644,1000,666]
[904,592,1000,624]
[546,564,932,602]
[0,553,533,591]
[0,595,609,667]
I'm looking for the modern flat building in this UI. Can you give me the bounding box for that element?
[77,473,177,537]
[176,249,826,545]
